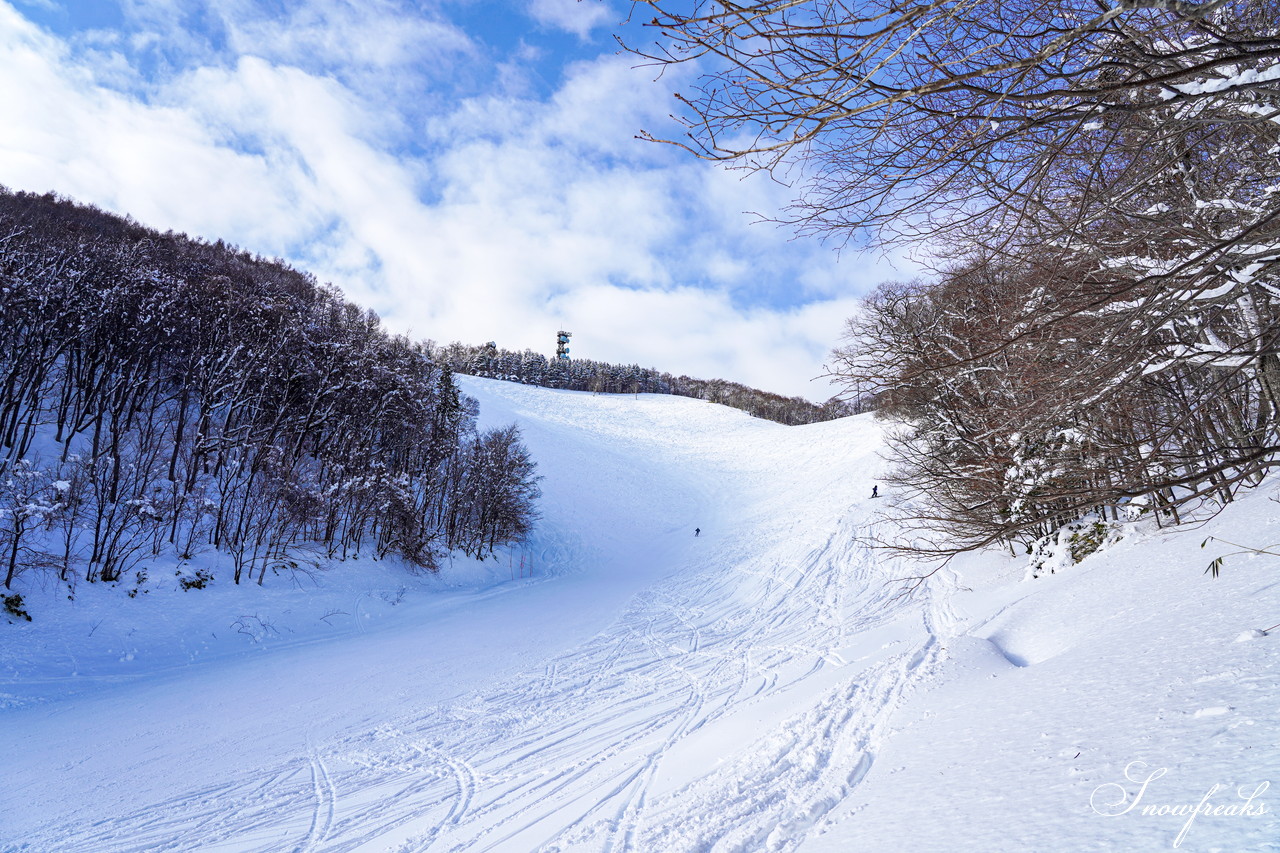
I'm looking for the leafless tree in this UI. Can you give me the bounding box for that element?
[834,253,1279,565]
[0,189,543,590]
[630,0,1280,391]
[630,0,1280,565]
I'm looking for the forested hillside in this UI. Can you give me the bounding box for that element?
[0,189,540,593]
[436,341,863,426]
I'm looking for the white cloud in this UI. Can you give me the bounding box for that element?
[527,0,615,40]
[0,2,916,400]
[0,6,318,244]
[548,285,864,399]
[215,0,472,70]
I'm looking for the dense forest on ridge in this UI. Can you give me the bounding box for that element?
[0,189,540,593]
[436,341,863,426]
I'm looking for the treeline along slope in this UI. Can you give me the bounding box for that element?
[436,341,864,426]
[0,189,540,591]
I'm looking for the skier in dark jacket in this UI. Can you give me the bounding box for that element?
[871,485,878,498]
[695,527,700,537]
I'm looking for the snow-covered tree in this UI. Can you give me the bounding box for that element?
[0,190,542,589]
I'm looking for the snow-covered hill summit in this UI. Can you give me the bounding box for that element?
[3,377,1277,851]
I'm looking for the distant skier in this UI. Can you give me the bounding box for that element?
[871,485,878,498]
[695,527,700,537]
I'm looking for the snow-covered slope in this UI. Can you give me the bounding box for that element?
[2,377,1277,851]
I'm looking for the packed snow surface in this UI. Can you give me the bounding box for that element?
[2,377,1278,851]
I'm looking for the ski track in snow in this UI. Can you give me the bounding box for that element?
[6,379,941,853]
[299,744,337,853]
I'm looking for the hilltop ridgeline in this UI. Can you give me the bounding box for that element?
[435,342,866,427]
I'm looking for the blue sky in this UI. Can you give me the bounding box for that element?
[0,0,913,399]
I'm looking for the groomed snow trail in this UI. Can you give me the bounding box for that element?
[5,379,940,852]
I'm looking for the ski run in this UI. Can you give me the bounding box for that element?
[3,376,1278,851]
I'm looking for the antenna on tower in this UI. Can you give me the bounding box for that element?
[556,330,572,361]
